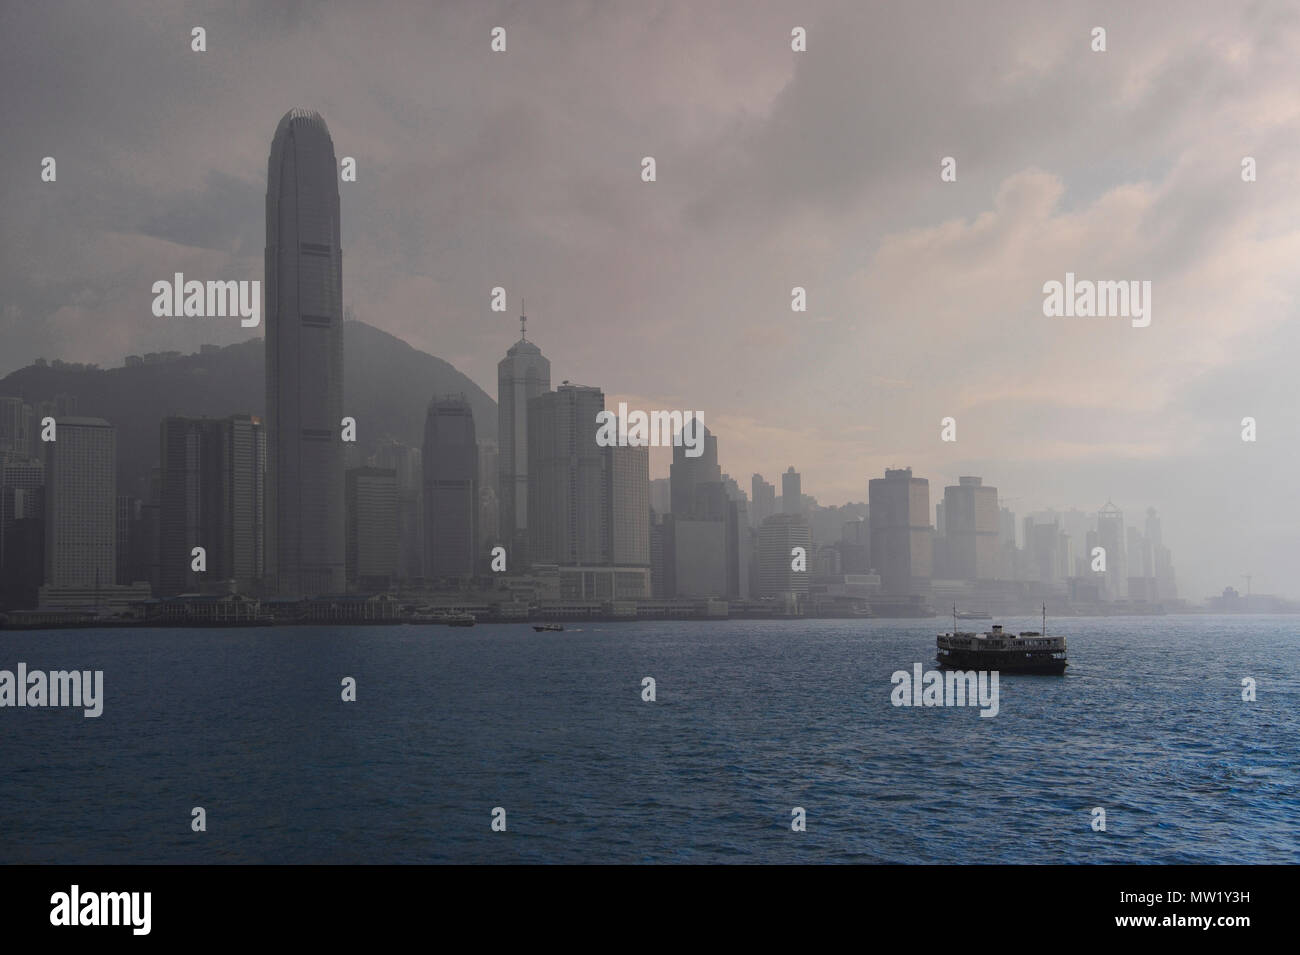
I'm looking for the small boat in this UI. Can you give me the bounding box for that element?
[532,623,564,632]
[936,605,1067,675]
[445,613,476,627]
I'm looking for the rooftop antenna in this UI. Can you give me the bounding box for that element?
[520,299,527,341]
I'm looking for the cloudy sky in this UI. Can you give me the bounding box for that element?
[3,0,1299,600]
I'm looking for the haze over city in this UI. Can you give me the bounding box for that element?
[3,1,1299,600]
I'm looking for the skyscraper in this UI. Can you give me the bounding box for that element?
[670,427,721,518]
[750,473,776,526]
[868,467,932,595]
[1096,501,1126,600]
[265,108,345,596]
[0,457,43,578]
[527,383,606,567]
[369,436,423,581]
[158,415,266,595]
[477,439,500,555]
[422,396,478,579]
[757,512,811,598]
[346,467,398,590]
[942,476,1000,580]
[606,444,650,568]
[497,309,551,565]
[0,396,34,459]
[781,466,802,515]
[44,417,116,589]
[664,426,745,599]
[1146,506,1177,599]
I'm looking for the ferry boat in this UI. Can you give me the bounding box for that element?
[532,623,564,632]
[445,613,476,627]
[936,606,1067,675]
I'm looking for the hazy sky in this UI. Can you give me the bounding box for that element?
[3,0,1299,600]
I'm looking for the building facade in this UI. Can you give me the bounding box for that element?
[44,417,116,589]
[422,396,479,579]
[868,467,932,595]
[265,108,345,596]
[497,313,551,564]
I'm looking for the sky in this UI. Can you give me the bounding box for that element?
[2,0,1299,600]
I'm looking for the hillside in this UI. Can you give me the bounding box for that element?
[0,321,497,497]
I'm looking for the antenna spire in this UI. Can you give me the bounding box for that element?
[520,299,527,341]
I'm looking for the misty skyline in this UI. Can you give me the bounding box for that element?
[3,1,1299,600]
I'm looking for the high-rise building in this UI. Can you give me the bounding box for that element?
[422,396,478,579]
[663,426,745,599]
[225,413,267,592]
[265,108,345,596]
[781,467,802,515]
[0,458,43,578]
[1024,516,1070,587]
[370,437,423,582]
[1,515,43,608]
[649,510,666,597]
[757,512,811,597]
[0,397,34,459]
[750,473,776,526]
[607,444,650,567]
[44,417,116,589]
[1146,507,1177,599]
[1096,502,1126,600]
[497,309,551,564]
[725,497,750,599]
[839,518,870,574]
[158,415,266,595]
[477,439,500,555]
[669,426,720,518]
[998,505,1019,580]
[345,467,398,590]
[116,495,139,586]
[477,439,499,502]
[670,519,727,597]
[649,477,671,516]
[943,476,1000,580]
[868,467,932,595]
[527,383,606,566]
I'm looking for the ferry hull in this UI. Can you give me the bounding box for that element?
[936,651,1067,675]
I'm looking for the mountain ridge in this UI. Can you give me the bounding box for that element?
[0,320,497,498]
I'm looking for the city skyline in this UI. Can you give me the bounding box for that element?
[0,276,1259,605]
[4,1,1299,601]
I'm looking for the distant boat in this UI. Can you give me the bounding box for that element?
[533,623,564,632]
[937,605,1067,675]
[445,613,476,627]
[955,610,991,620]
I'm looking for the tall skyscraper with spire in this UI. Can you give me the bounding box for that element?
[264,108,345,596]
[497,304,550,566]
